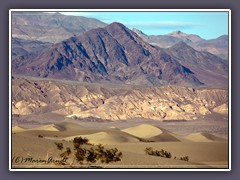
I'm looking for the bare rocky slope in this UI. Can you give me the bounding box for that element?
[12,22,228,87]
[12,12,107,43]
[12,77,228,121]
[166,42,228,87]
[12,37,52,60]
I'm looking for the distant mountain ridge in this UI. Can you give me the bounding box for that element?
[167,30,204,43]
[167,41,228,86]
[12,22,228,87]
[12,12,107,43]
[12,11,228,60]
[196,35,228,60]
[132,28,228,60]
[12,37,52,60]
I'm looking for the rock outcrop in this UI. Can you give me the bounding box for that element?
[12,78,228,121]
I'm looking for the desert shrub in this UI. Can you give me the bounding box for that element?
[55,142,64,150]
[60,147,72,158]
[53,147,72,165]
[75,147,87,164]
[66,147,71,154]
[144,147,171,158]
[145,147,190,161]
[139,138,155,142]
[74,141,122,164]
[104,148,122,163]
[96,144,105,154]
[95,145,122,164]
[179,156,189,161]
[144,147,154,155]
[55,137,122,166]
[73,137,89,149]
[86,148,98,163]
[38,134,43,138]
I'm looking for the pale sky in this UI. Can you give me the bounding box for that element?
[61,11,229,40]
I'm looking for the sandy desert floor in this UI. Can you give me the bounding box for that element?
[11,120,229,169]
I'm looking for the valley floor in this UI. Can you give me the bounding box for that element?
[11,120,229,169]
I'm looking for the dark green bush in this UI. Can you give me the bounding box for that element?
[95,145,122,164]
[73,137,89,149]
[38,134,43,138]
[180,156,189,161]
[55,137,123,166]
[60,147,72,159]
[144,147,172,158]
[75,147,86,164]
[86,148,98,163]
[55,142,64,150]
[145,147,189,161]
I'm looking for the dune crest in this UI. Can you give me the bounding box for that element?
[54,122,89,131]
[12,122,89,133]
[12,126,27,133]
[63,130,139,145]
[185,132,226,142]
[122,124,182,142]
[122,124,163,139]
[12,124,60,132]
[31,124,61,131]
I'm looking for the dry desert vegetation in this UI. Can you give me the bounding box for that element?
[12,121,228,169]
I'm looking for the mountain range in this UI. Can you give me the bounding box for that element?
[12,12,228,60]
[132,29,228,60]
[12,12,107,43]
[11,13,228,87]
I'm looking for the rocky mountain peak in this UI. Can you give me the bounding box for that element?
[132,28,146,36]
[169,41,195,51]
[168,30,186,36]
[13,21,206,86]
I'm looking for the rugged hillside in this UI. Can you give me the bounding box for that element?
[12,37,52,60]
[12,22,203,86]
[11,12,107,43]
[196,35,229,60]
[167,42,228,87]
[132,29,228,60]
[12,77,228,121]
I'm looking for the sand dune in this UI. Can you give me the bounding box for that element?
[31,124,61,131]
[12,126,27,133]
[122,124,181,142]
[122,124,163,138]
[185,132,227,142]
[63,129,139,145]
[12,122,89,133]
[12,124,61,132]
[54,122,89,131]
[11,122,228,168]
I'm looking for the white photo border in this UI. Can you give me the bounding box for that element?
[9,9,231,172]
